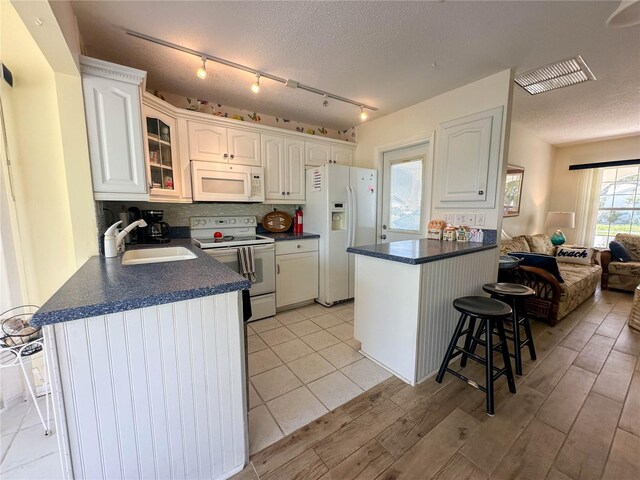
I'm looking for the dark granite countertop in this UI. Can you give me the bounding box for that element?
[347,239,497,265]
[260,231,320,242]
[31,239,250,327]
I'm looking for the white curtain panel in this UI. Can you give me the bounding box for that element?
[574,168,603,246]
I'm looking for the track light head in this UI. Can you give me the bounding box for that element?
[196,56,207,80]
[322,95,329,107]
[251,73,260,94]
[360,106,368,121]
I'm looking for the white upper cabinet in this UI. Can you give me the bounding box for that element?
[305,142,332,166]
[434,106,503,209]
[227,128,261,166]
[305,141,354,166]
[331,145,354,165]
[285,139,305,201]
[80,57,148,201]
[187,122,261,166]
[263,135,285,200]
[187,121,228,162]
[263,135,305,203]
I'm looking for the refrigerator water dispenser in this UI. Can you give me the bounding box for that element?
[331,204,346,231]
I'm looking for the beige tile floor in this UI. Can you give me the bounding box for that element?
[246,300,393,454]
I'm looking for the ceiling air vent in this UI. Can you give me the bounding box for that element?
[514,55,596,95]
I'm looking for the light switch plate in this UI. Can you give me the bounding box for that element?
[476,213,486,226]
[455,214,466,226]
[465,214,476,226]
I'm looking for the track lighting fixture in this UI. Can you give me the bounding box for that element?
[122,28,378,113]
[251,73,260,94]
[196,56,207,80]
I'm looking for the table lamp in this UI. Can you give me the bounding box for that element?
[546,211,575,246]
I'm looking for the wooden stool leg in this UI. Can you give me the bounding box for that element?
[436,313,467,383]
[485,318,495,416]
[460,316,477,368]
[510,298,523,376]
[496,321,517,394]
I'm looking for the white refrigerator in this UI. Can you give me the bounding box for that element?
[305,164,377,306]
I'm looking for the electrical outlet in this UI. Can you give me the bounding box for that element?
[476,213,486,226]
[444,213,454,225]
[455,214,466,226]
[465,213,476,226]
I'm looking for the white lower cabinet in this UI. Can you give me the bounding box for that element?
[276,240,319,308]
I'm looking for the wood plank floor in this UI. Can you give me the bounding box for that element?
[233,288,640,480]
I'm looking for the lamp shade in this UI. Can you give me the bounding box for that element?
[546,211,575,229]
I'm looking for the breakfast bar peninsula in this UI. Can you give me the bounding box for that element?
[347,238,498,385]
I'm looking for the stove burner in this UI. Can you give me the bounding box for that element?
[214,235,235,243]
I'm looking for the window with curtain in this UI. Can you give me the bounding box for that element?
[594,165,640,247]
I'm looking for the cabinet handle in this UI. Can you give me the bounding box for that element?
[286,191,290,195]
[478,190,484,195]
[297,244,301,248]
[223,153,229,159]
[148,183,153,190]
[282,191,285,196]
[230,154,235,159]
[277,264,280,274]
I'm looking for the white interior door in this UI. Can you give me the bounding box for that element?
[379,143,429,243]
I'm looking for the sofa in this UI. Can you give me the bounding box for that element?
[500,234,602,326]
[601,233,640,292]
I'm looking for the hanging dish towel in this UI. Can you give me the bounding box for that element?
[237,246,257,283]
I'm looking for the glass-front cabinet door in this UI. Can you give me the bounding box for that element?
[143,105,180,198]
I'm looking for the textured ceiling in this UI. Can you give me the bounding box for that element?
[71,1,640,145]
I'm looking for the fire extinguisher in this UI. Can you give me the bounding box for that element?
[294,207,303,234]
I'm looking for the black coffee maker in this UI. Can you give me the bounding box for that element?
[140,210,170,244]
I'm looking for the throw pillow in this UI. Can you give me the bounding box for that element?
[556,246,593,265]
[509,252,564,283]
[609,240,632,262]
[499,236,530,256]
[524,234,554,255]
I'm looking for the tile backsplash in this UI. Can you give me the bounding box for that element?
[97,201,298,234]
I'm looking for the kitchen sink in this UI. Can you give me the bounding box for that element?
[121,247,197,265]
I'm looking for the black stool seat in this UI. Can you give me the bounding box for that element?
[437,295,517,416]
[482,283,535,297]
[477,282,538,377]
[453,296,512,318]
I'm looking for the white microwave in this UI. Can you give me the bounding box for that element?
[191,161,265,202]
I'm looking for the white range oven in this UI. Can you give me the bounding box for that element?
[190,215,276,321]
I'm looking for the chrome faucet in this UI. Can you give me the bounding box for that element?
[104,219,148,258]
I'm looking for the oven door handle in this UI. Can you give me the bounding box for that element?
[211,244,275,253]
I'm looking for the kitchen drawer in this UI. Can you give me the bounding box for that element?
[275,239,319,255]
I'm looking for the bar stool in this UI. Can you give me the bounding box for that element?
[481,283,537,376]
[436,296,516,416]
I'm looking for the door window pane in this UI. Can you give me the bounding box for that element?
[389,159,422,231]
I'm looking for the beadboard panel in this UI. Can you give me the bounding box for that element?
[53,292,247,480]
[417,248,498,382]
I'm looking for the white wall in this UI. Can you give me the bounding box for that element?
[1,1,98,304]
[548,135,640,243]
[355,69,513,231]
[501,124,555,236]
